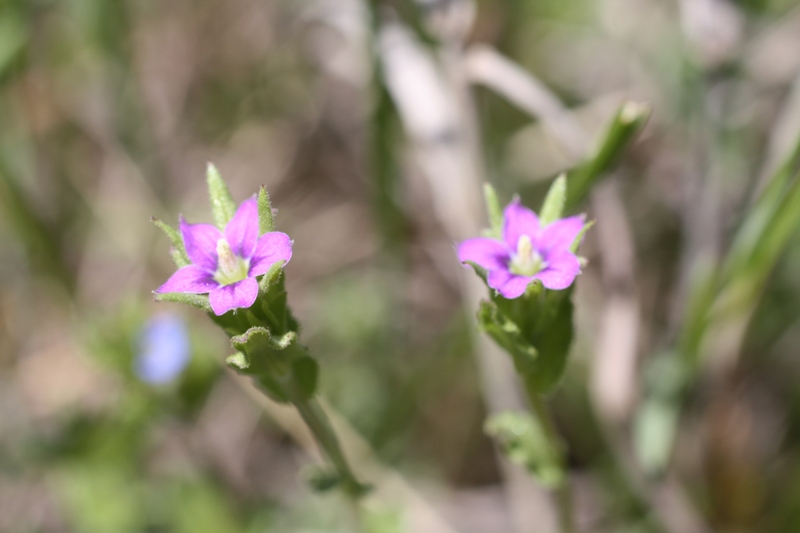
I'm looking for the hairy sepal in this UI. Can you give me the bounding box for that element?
[206,163,237,229]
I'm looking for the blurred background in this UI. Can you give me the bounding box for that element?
[3,0,800,532]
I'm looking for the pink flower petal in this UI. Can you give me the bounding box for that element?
[503,198,539,250]
[224,197,259,259]
[180,218,222,272]
[457,238,510,271]
[488,269,534,299]
[535,250,581,290]
[156,265,219,294]
[539,216,584,255]
[208,277,259,315]
[249,232,293,277]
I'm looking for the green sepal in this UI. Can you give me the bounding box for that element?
[206,163,237,229]
[169,249,188,268]
[258,270,300,335]
[464,261,488,284]
[539,174,567,227]
[292,357,319,399]
[485,411,564,487]
[152,217,190,267]
[258,260,285,294]
[570,220,594,253]
[483,183,503,239]
[154,292,211,313]
[258,185,276,234]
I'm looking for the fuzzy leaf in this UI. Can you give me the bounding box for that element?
[231,327,293,376]
[206,163,237,229]
[225,352,250,372]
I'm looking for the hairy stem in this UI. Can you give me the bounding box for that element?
[283,381,366,501]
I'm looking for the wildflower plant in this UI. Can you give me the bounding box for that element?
[458,176,590,523]
[459,176,590,397]
[152,164,367,499]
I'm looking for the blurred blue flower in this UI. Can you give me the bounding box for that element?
[135,313,190,384]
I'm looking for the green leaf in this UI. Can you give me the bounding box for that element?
[230,327,294,376]
[524,290,574,393]
[485,411,564,487]
[677,255,718,366]
[225,352,250,372]
[152,217,189,267]
[292,357,319,399]
[154,292,211,313]
[483,183,503,239]
[724,171,800,293]
[539,174,567,226]
[255,374,290,403]
[206,163,237,229]
[478,300,538,376]
[257,185,276,233]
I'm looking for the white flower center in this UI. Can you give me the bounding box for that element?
[509,234,544,277]
[214,238,250,286]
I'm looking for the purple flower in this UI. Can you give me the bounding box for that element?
[458,199,583,299]
[135,313,190,384]
[155,197,293,316]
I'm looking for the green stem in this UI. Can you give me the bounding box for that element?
[284,383,366,501]
[528,393,575,533]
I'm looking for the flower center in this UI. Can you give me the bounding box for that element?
[509,234,544,277]
[214,238,250,286]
